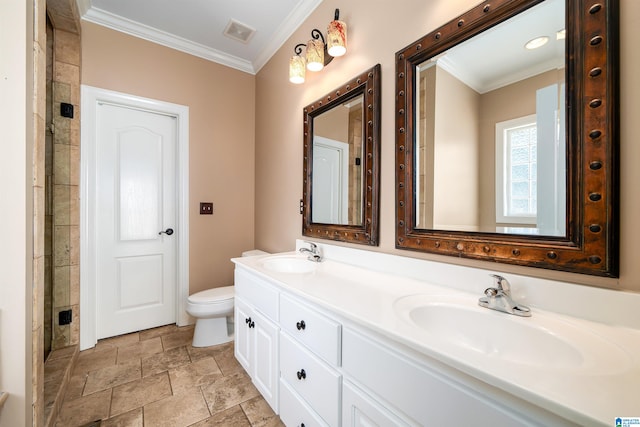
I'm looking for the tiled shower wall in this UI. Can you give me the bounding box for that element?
[35,0,81,424]
[48,1,81,352]
[348,105,363,224]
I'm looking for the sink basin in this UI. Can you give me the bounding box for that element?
[261,255,317,274]
[394,294,630,372]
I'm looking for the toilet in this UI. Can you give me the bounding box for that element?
[186,249,268,347]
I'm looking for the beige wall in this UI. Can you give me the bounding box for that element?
[81,23,256,294]
[315,104,349,142]
[433,66,480,230]
[255,0,640,292]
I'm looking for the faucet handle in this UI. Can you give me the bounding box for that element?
[484,287,498,298]
[490,274,510,294]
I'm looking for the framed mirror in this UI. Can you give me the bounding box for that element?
[303,64,381,245]
[395,0,618,276]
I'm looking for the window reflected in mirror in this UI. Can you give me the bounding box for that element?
[395,0,619,276]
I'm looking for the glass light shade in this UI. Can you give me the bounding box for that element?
[289,55,306,84]
[305,39,324,72]
[327,20,347,57]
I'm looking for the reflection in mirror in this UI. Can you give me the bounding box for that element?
[415,0,566,236]
[395,0,619,277]
[303,64,380,246]
[312,94,364,226]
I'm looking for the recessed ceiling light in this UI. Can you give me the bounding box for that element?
[556,29,566,40]
[525,36,549,50]
[223,19,256,44]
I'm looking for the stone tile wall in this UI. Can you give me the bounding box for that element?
[37,0,82,425]
[49,5,81,352]
[32,0,47,424]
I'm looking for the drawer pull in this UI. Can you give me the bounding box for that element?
[296,320,306,330]
[296,369,307,380]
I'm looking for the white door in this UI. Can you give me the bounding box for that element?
[95,103,177,339]
[312,136,349,224]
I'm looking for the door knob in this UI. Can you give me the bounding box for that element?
[159,228,174,236]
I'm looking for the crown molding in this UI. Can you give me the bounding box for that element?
[77,0,323,75]
[253,0,323,72]
[81,6,255,74]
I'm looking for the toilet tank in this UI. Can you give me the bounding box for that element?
[242,249,269,257]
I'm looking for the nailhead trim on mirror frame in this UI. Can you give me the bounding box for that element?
[395,0,619,277]
[302,64,381,246]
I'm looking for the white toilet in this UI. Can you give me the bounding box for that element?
[186,249,268,347]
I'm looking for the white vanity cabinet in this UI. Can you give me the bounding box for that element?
[234,268,280,412]
[342,380,414,427]
[233,261,583,427]
[342,327,578,427]
[278,293,342,427]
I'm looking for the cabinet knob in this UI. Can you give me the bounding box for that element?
[296,369,306,380]
[249,320,255,328]
[299,424,305,427]
[296,320,306,330]
[245,317,251,324]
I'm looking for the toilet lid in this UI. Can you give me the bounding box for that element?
[188,286,234,303]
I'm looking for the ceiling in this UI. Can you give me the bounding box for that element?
[75,0,323,75]
[435,0,565,94]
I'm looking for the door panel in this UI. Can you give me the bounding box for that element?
[118,129,162,241]
[117,255,164,309]
[96,103,177,339]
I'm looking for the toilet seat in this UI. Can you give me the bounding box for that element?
[188,286,234,304]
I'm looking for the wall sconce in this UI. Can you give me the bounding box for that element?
[289,9,347,84]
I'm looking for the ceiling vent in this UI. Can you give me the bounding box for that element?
[223,19,256,44]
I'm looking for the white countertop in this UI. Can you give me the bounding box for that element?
[233,247,640,426]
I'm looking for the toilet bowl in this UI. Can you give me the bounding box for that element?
[186,249,268,347]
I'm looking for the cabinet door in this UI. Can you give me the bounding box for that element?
[234,297,253,373]
[343,380,414,427]
[280,378,329,427]
[252,310,279,413]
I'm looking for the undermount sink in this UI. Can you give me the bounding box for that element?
[394,294,630,372]
[261,255,318,274]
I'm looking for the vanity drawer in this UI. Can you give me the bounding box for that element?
[342,380,415,427]
[280,378,329,427]
[280,332,341,426]
[280,293,341,365]
[343,327,533,426]
[235,267,278,321]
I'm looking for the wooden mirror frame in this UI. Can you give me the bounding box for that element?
[395,0,618,276]
[303,64,381,245]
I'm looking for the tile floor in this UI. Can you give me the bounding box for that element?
[54,324,284,427]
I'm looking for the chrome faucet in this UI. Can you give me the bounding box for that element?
[478,274,531,317]
[299,242,322,262]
